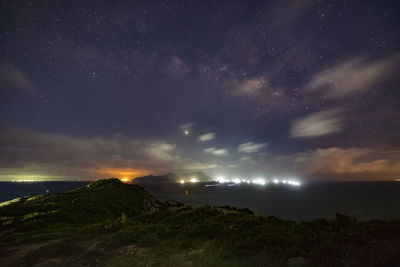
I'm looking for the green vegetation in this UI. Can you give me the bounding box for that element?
[1,178,400,266]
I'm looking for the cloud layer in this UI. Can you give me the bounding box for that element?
[1,125,399,181]
[291,109,344,138]
[306,55,399,98]
[204,147,228,156]
[0,62,34,92]
[0,125,180,179]
[198,132,215,142]
[270,147,400,180]
[238,142,267,153]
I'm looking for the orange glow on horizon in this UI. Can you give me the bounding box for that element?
[94,167,149,181]
[121,177,130,183]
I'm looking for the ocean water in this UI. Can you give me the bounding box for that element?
[1,181,400,221]
[135,181,400,220]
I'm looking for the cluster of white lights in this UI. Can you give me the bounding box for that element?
[252,178,266,185]
[179,177,199,184]
[214,176,301,186]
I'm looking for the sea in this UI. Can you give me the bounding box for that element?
[1,181,400,221]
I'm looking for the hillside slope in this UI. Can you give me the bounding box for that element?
[0,179,163,232]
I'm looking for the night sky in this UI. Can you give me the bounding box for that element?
[1,0,400,181]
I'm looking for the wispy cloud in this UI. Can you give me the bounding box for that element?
[306,54,400,97]
[304,147,391,174]
[291,109,343,138]
[179,122,196,130]
[238,142,267,153]
[198,132,215,142]
[183,163,219,170]
[204,147,228,156]
[0,62,34,92]
[254,147,400,180]
[143,142,178,162]
[276,147,399,176]
[380,150,400,154]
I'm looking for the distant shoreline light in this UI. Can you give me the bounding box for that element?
[177,176,301,187]
[11,179,45,182]
[190,177,199,183]
[178,177,199,184]
[213,176,301,187]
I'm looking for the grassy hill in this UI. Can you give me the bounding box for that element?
[1,179,400,266]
